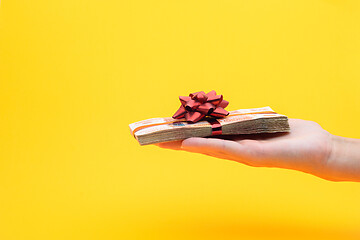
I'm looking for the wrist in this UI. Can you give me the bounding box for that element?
[327,134,340,167]
[326,134,360,181]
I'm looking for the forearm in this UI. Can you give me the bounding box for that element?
[326,135,360,182]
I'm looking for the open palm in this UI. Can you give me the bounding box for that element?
[158,119,337,180]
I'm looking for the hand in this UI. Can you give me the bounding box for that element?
[157,119,360,181]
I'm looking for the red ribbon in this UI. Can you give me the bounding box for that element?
[172,90,229,123]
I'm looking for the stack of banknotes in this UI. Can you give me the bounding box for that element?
[129,107,290,145]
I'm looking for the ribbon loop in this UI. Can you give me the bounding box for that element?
[172,90,229,123]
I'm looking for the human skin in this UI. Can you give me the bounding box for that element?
[157,119,360,182]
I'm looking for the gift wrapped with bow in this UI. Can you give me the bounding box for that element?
[129,91,290,145]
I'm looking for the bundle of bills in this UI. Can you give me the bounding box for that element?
[129,107,290,145]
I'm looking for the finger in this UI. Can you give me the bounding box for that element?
[156,139,239,163]
[156,140,183,150]
[181,137,270,167]
[181,137,254,158]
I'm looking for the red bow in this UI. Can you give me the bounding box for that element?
[172,90,229,123]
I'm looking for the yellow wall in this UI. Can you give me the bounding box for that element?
[1,1,360,239]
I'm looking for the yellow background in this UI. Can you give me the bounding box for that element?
[1,0,360,239]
